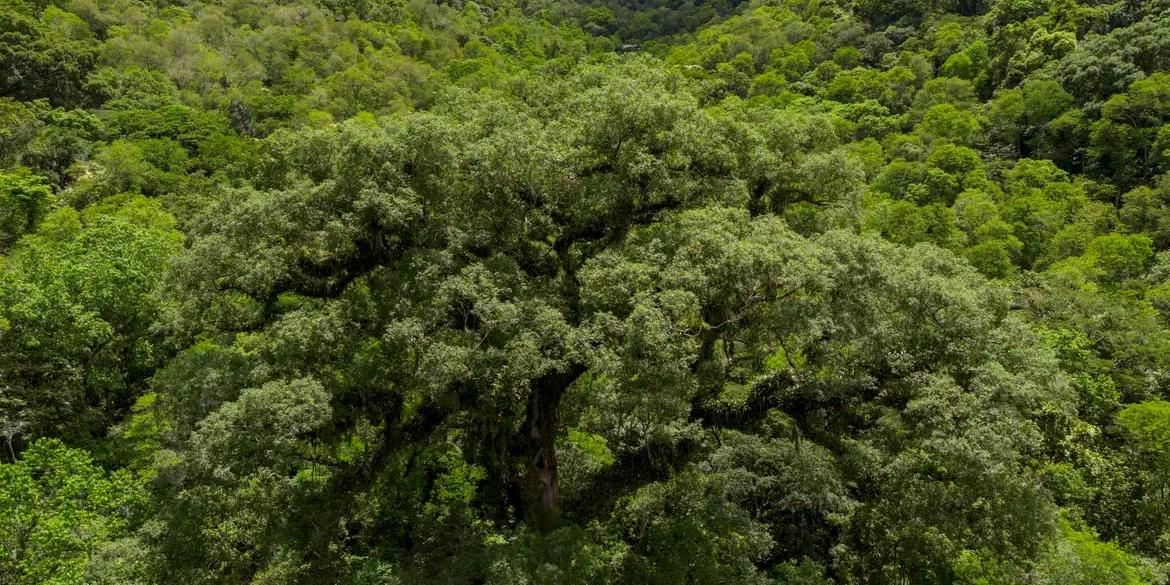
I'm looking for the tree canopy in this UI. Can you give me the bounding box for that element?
[4,0,1170,583]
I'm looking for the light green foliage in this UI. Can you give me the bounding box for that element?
[0,195,182,442]
[1118,401,1170,453]
[559,428,616,498]
[0,439,144,585]
[864,199,963,249]
[1085,234,1155,283]
[0,168,53,252]
[1121,180,1170,249]
[1049,234,1156,287]
[1034,518,1157,585]
[916,103,983,146]
[1116,402,1170,551]
[955,517,1157,585]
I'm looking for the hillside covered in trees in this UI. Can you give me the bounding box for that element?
[5,0,1170,582]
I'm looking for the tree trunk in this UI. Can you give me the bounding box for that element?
[525,364,585,531]
[530,386,560,529]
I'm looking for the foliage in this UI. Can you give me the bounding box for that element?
[0,439,145,585]
[4,0,1170,582]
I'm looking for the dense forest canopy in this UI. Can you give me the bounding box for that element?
[5,0,1170,582]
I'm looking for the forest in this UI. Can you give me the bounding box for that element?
[4,0,1170,582]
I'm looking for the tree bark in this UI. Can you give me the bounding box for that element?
[525,364,586,531]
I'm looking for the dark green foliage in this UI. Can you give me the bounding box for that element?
[0,0,99,108]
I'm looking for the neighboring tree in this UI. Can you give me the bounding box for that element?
[0,196,182,447]
[0,168,52,253]
[0,438,144,584]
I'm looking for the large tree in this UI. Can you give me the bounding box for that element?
[145,63,1072,584]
